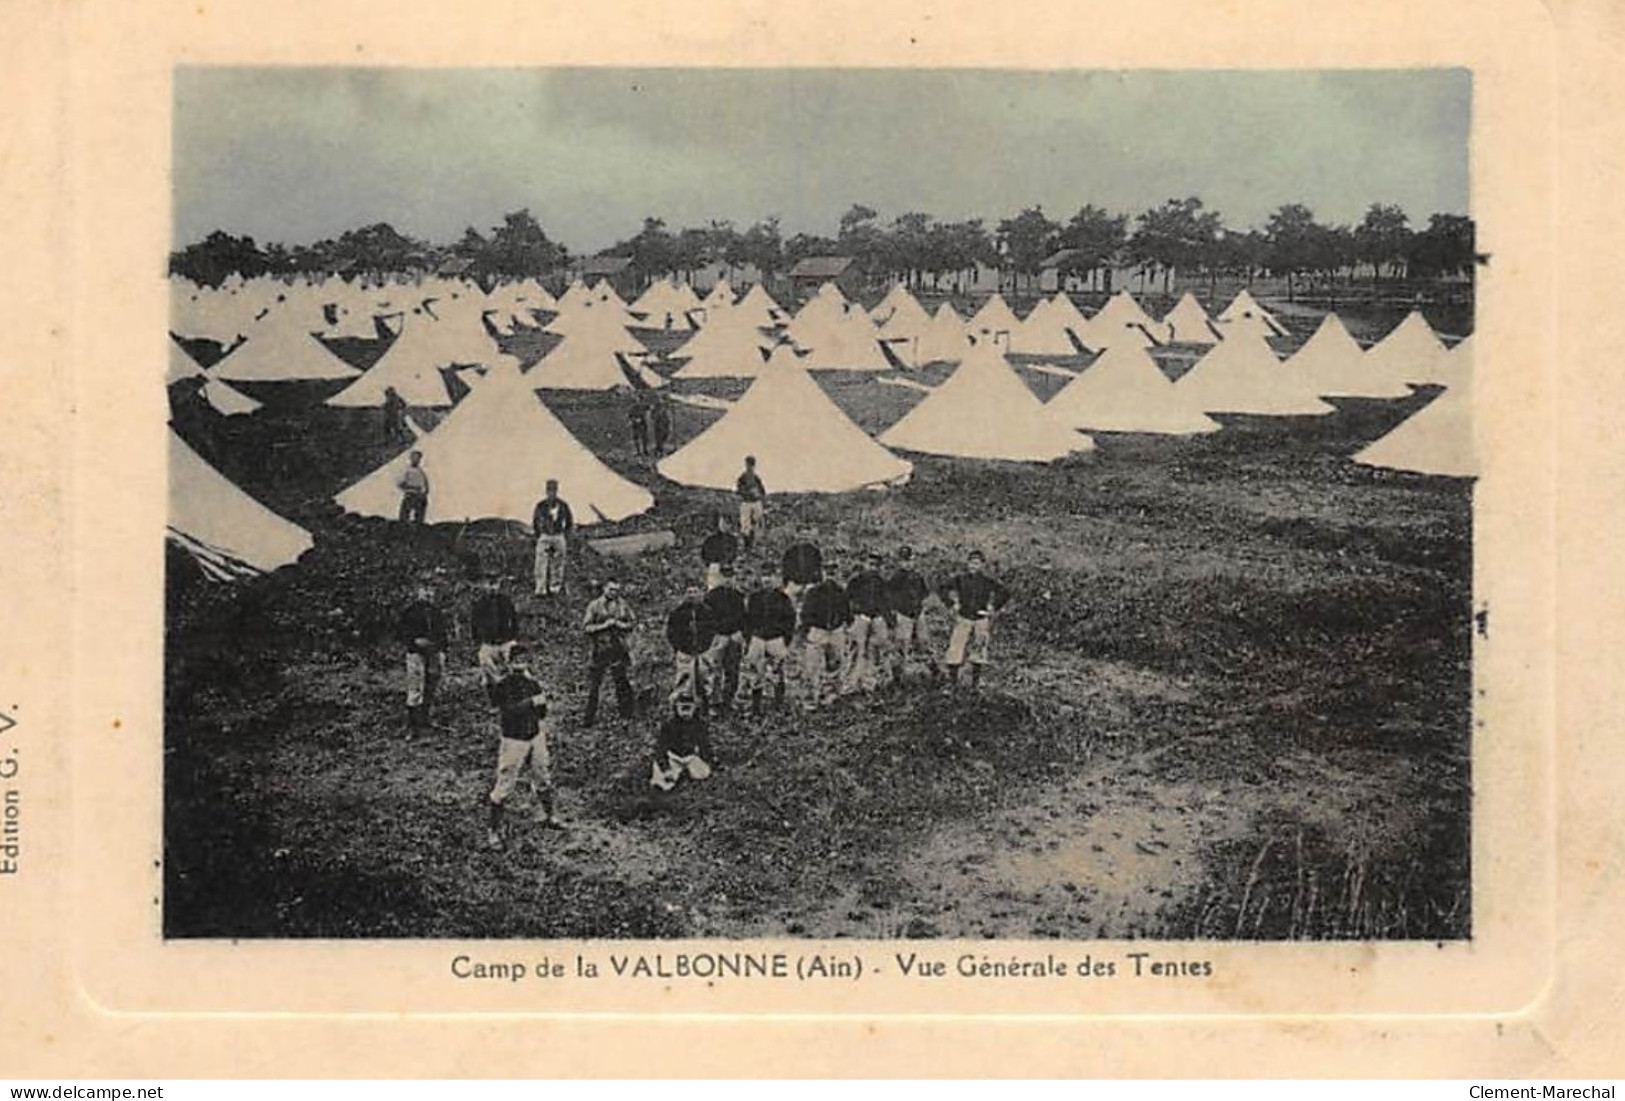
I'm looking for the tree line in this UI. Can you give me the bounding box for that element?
[169,200,1476,292]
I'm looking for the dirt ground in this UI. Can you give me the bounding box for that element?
[164,293,1471,941]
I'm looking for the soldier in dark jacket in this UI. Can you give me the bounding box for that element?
[699,513,740,588]
[781,540,824,604]
[665,586,717,706]
[842,551,890,694]
[939,550,1011,692]
[885,546,939,683]
[470,574,519,685]
[649,396,672,455]
[797,565,850,712]
[398,581,449,732]
[701,565,747,714]
[738,564,796,715]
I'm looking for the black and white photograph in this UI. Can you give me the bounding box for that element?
[162,67,1476,943]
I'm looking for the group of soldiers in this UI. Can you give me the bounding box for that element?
[392,458,1010,851]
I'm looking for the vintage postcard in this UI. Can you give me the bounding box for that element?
[1,0,1619,1079]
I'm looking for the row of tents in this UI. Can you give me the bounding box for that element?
[168,277,1474,582]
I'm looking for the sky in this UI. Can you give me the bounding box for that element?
[173,68,1470,255]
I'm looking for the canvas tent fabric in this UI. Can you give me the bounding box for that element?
[1354,373,1475,477]
[1047,343,1220,435]
[325,308,502,407]
[1077,291,1162,350]
[209,326,361,383]
[967,294,1022,339]
[1161,293,1220,345]
[671,313,778,380]
[169,342,263,415]
[1363,311,1451,387]
[1288,313,1411,398]
[1217,289,1289,338]
[881,339,1094,461]
[658,346,913,493]
[334,358,654,524]
[791,307,892,372]
[169,430,313,579]
[1009,296,1083,357]
[914,303,971,365]
[1175,331,1336,416]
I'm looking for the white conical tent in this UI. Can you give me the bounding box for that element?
[1354,373,1475,476]
[871,284,931,335]
[704,279,736,310]
[1047,343,1220,435]
[968,293,1021,338]
[533,299,662,389]
[326,308,501,407]
[792,306,892,372]
[208,325,361,383]
[658,346,912,493]
[1009,297,1081,357]
[169,343,263,416]
[1162,293,1219,345]
[1217,289,1288,337]
[1288,313,1411,398]
[629,279,697,331]
[733,283,784,326]
[334,358,654,524]
[1364,311,1451,387]
[915,303,971,365]
[881,339,1093,461]
[785,283,850,342]
[169,430,313,579]
[1433,335,1473,390]
[671,312,778,380]
[1175,331,1336,416]
[1078,291,1163,349]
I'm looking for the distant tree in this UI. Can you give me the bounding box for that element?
[734,217,785,282]
[888,212,933,288]
[672,227,712,281]
[1263,203,1323,300]
[1407,213,1476,280]
[625,217,677,281]
[996,206,1061,289]
[783,231,842,269]
[1053,205,1129,288]
[488,209,568,278]
[1130,197,1221,294]
[168,230,268,287]
[837,204,887,282]
[1354,203,1412,282]
[929,219,997,288]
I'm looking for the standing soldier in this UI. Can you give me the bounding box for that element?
[797,564,850,712]
[885,546,939,684]
[628,393,651,458]
[398,580,449,733]
[781,539,824,605]
[701,564,747,715]
[484,650,558,850]
[530,479,573,599]
[581,580,636,728]
[665,586,717,707]
[470,573,519,685]
[735,455,767,552]
[649,395,673,456]
[397,450,430,526]
[699,512,739,589]
[381,385,409,445]
[939,550,1011,692]
[738,564,796,716]
[842,551,890,694]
